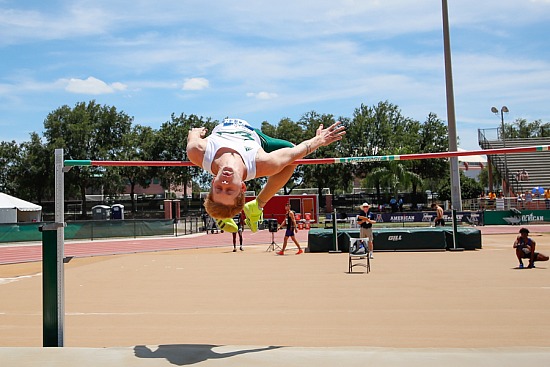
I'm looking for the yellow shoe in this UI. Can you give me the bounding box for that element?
[243,199,263,233]
[216,218,238,233]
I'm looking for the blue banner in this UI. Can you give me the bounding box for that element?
[372,211,482,225]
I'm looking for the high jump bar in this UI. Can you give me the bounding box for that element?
[64,144,550,167]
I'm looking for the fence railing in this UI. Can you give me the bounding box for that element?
[468,197,550,211]
[478,128,523,195]
[0,217,206,244]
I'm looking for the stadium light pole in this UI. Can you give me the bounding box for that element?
[442,0,462,211]
[491,106,509,194]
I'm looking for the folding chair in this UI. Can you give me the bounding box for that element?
[349,237,370,274]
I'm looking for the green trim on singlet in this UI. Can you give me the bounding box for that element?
[253,128,294,152]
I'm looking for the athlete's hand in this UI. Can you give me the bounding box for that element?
[315,121,346,146]
[190,127,207,138]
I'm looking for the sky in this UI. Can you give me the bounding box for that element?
[1,0,550,152]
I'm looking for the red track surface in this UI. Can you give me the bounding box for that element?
[0,229,310,265]
[2,224,549,265]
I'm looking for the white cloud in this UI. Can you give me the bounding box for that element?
[182,77,209,91]
[110,82,128,91]
[246,92,278,100]
[63,77,127,95]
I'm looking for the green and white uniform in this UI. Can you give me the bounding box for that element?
[202,118,294,181]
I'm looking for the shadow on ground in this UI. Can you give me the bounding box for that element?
[133,344,280,365]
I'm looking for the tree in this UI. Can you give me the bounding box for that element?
[478,165,501,191]
[344,101,422,202]
[117,124,157,214]
[409,113,449,204]
[299,112,352,200]
[0,140,20,195]
[153,113,217,212]
[503,118,550,139]
[43,101,133,218]
[12,133,53,203]
[437,171,483,201]
[363,160,423,200]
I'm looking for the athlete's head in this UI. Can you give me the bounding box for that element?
[204,167,246,218]
[204,189,245,219]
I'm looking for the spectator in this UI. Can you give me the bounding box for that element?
[545,189,550,209]
[389,197,398,213]
[517,192,524,210]
[525,190,533,209]
[479,192,486,210]
[519,169,529,181]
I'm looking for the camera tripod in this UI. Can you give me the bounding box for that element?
[266,230,281,252]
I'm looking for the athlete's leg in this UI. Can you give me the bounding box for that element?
[278,236,290,255]
[245,164,297,232]
[290,235,303,254]
[257,164,297,207]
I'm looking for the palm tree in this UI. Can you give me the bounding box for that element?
[362,161,423,203]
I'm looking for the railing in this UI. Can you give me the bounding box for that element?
[478,128,523,195]
[473,197,550,211]
[0,217,206,244]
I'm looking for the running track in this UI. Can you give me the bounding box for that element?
[2,224,549,265]
[0,229,309,265]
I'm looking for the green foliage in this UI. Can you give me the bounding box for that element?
[478,165,502,191]
[43,101,133,217]
[152,113,217,210]
[0,140,20,195]
[298,112,353,197]
[408,113,449,197]
[13,133,52,203]
[4,97,549,212]
[117,124,157,212]
[503,118,550,139]
[363,160,423,199]
[437,171,483,201]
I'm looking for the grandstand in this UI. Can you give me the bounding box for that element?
[478,130,550,195]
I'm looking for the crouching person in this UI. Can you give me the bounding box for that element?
[513,227,549,268]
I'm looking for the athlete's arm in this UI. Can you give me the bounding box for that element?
[255,122,345,177]
[186,127,207,167]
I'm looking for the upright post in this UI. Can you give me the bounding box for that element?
[441,0,462,211]
[449,208,464,252]
[41,148,66,346]
[329,209,341,253]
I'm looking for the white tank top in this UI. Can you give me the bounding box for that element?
[202,119,262,181]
